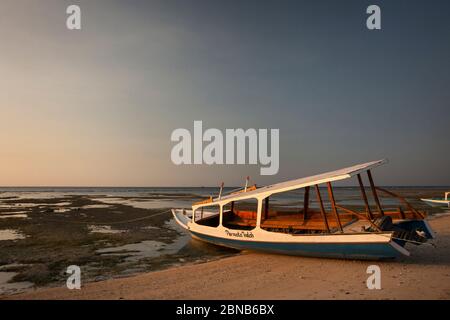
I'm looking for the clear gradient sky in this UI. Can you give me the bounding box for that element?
[0,0,449,187]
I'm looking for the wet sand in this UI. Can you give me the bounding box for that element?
[0,193,236,296]
[9,214,450,300]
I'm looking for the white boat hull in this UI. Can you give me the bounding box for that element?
[171,209,410,260]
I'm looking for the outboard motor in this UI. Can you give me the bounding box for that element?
[373,216,428,246]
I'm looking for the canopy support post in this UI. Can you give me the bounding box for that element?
[398,206,406,219]
[303,186,310,222]
[218,182,224,200]
[357,173,373,220]
[315,185,330,232]
[367,170,384,216]
[327,182,343,232]
[264,197,269,220]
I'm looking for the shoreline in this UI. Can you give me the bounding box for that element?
[7,214,450,300]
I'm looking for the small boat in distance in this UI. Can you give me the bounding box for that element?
[421,192,450,208]
[172,160,435,260]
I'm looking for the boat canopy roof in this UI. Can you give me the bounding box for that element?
[203,159,387,206]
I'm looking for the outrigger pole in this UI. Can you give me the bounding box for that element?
[376,187,425,219]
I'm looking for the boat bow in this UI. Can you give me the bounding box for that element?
[172,209,190,230]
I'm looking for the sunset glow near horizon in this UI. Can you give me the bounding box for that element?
[1,0,449,187]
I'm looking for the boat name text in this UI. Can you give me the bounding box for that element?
[225,230,254,238]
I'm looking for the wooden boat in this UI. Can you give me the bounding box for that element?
[421,192,450,208]
[172,160,434,260]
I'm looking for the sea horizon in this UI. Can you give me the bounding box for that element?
[1,185,450,189]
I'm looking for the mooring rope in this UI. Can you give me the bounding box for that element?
[24,208,439,248]
[34,208,173,225]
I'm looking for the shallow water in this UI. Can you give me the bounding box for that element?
[0,214,28,219]
[0,271,33,295]
[0,229,26,241]
[96,220,190,261]
[90,197,195,209]
[87,225,127,234]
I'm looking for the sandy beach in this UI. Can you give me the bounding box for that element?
[8,214,450,300]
